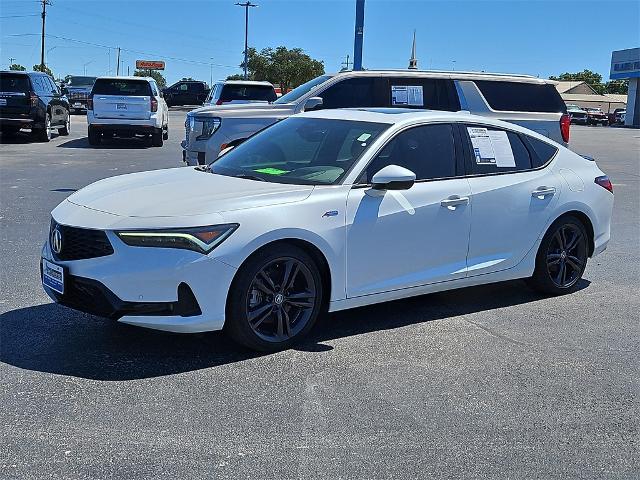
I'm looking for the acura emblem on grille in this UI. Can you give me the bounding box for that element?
[51,228,63,254]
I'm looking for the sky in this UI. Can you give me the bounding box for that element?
[1,0,638,85]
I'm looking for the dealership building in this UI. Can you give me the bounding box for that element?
[611,47,640,127]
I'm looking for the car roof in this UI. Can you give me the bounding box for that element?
[220,80,274,87]
[328,69,555,85]
[95,76,155,81]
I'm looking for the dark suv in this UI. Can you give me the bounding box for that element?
[0,71,70,141]
[62,75,96,113]
[162,80,209,107]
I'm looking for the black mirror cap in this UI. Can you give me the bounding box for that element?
[371,179,415,191]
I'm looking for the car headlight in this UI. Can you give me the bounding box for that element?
[195,116,221,141]
[116,224,238,254]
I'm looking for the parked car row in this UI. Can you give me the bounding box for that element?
[566,103,626,126]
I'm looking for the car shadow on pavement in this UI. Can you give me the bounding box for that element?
[0,132,58,144]
[0,279,590,381]
[57,137,152,149]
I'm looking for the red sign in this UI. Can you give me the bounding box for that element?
[135,60,165,70]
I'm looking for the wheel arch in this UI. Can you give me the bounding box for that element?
[229,237,333,311]
[548,209,595,257]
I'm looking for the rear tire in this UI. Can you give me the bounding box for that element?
[88,126,101,146]
[527,215,589,295]
[34,113,51,142]
[152,129,163,147]
[59,116,70,136]
[225,244,324,351]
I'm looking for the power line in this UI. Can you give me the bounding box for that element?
[0,14,40,19]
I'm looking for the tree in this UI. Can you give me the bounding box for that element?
[240,46,324,93]
[226,74,245,81]
[549,69,605,94]
[33,64,53,77]
[9,64,26,71]
[133,69,166,88]
[605,80,628,95]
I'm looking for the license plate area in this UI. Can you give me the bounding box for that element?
[42,258,64,294]
[116,103,127,110]
[0,99,6,106]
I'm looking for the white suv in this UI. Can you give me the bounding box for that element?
[205,80,277,106]
[87,76,169,147]
[182,70,570,166]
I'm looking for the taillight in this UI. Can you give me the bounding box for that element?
[560,113,570,143]
[86,95,93,110]
[30,93,38,107]
[151,97,158,112]
[595,175,613,193]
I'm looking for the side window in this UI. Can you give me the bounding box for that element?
[387,78,458,111]
[31,76,43,93]
[190,83,204,93]
[318,77,387,109]
[361,124,457,183]
[463,125,532,175]
[474,81,566,113]
[526,135,558,168]
[47,77,58,93]
[150,82,158,96]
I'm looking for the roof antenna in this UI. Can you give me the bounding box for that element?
[408,30,418,70]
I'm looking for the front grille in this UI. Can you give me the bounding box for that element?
[67,92,89,101]
[50,220,114,261]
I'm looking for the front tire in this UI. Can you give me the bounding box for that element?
[527,216,589,295]
[225,244,324,351]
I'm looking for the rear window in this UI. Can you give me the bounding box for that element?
[475,81,566,113]
[220,85,277,102]
[67,76,96,87]
[92,79,152,96]
[0,73,31,93]
[526,135,558,168]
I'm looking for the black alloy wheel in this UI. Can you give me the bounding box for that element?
[528,215,589,295]
[226,244,323,351]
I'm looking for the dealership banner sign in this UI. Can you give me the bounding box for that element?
[135,60,165,70]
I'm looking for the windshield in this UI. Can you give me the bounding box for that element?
[209,117,389,185]
[67,76,96,87]
[274,75,332,104]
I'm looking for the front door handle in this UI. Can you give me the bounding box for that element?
[531,186,556,199]
[440,195,470,210]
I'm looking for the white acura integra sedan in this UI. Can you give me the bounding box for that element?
[42,109,613,350]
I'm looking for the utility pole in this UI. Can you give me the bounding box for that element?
[116,47,121,76]
[9,57,16,67]
[40,0,50,71]
[353,0,365,71]
[341,54,352,71]
[235,1,257,80]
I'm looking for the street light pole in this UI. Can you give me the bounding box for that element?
[235,1,257,80]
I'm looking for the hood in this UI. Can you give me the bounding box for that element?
[66,167,313,218]
[188,102,296,118]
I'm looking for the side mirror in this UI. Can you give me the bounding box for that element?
[218,145,235,157]
[303,96,323,111]
[371,165,416,191]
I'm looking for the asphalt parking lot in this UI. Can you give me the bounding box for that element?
[1,112,639,479]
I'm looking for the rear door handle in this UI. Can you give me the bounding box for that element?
[441,195,470,209]
[531,186,556,198]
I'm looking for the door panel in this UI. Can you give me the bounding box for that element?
[346,179,472,297]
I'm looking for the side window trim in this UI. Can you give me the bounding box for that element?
[350,122,464,186]
[459,122,557,178]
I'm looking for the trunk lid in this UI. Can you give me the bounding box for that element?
[91,78,152,120]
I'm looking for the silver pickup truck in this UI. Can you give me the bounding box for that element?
[182,70,569,166]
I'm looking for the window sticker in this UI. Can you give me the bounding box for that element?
[467,127,496,164]
[356,133,372,142]
[488,131,515,167]
[254,167,290,175]
[391,85,423,106]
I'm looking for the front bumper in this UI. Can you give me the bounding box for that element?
[41,228,238,333]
